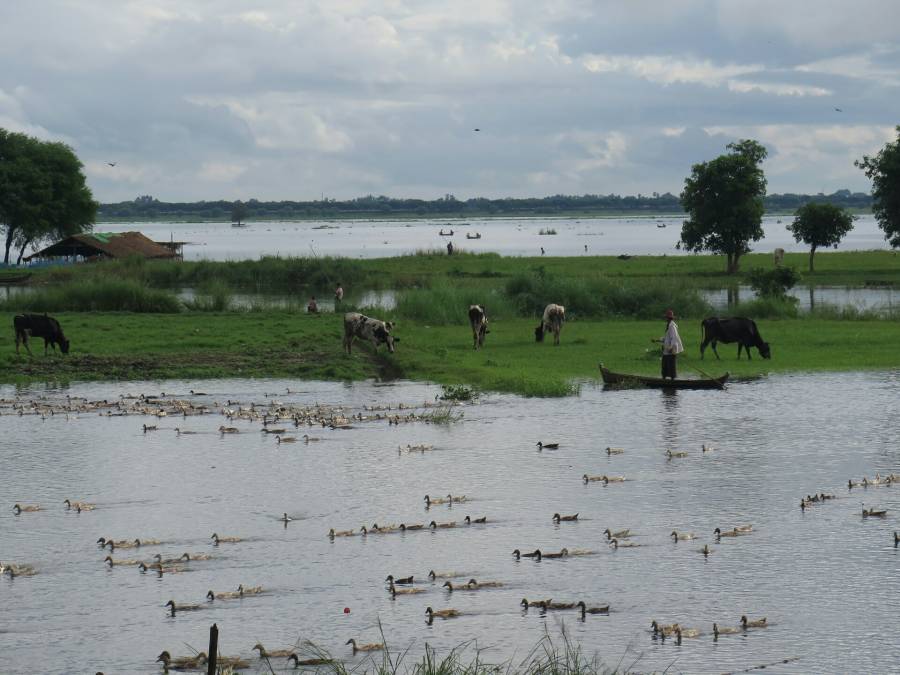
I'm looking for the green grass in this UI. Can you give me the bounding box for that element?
[2,311,897,395]
[0,279,182,313]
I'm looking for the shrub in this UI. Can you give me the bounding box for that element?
[747,267,801,299]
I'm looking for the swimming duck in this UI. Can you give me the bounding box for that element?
[848,479,861,489]
[609,538,640,549]
[261,427,287,434]
[651,620,679,637]
[665,449,688,459]
[276,435,297,444]
[429,520,457,529]
[521,598,552,609]
[701,444,716,452]
[2,563,36,577]
[700,544,712,557]
[733,524,753,533]
[238,584,263,595]
[464,516,487,524]
[153,553,187,565]
[64,499,95,510]
[425,606,460,620]
[215,656,250,669]
[448,494,467,503]
[346,639,384,653]
[104,555,141,567]
[604,528,631,540]
[671,531,696,542]
[534,548,569,560]
[512,549,539,560]
[211,533,242,544]
[303,435,322,442]
[174,428,199,435]
[399,523,425,531]
[12,504,41,514]
[428,570,464,580]
[605,447,624,455]
[134,538,162,547]
[576,601,609,616]
[329,528,354,538]
[424,495,449,506]
[386,574,414,585]
[218,426,239,434]
[371,523,399,533]
[862,506,887,518]
[100,538,137,550]
[252,643,295,658]
[675,627,700,643]
[602,475,626,484]
[207,588,242,601]
[156,651,207,669]
[553,513,578,523]
[288,654,335,667]
[165,599,204,616]
[740,615,767,629]
[713,623,740,638]
[583,474,605,483]
[536,441,560,450]
[179,552,212,561]
[143,424,157,433]
[546,601,578,610]
[466,578,503,588]
[714,527,739,538]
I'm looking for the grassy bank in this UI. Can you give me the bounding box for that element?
[2,311,897,394]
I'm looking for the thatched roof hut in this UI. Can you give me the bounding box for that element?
[26,232,180,261]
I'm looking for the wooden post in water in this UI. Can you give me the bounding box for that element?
[207,623,218,675]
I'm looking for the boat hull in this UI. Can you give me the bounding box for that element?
[599,365,728,390]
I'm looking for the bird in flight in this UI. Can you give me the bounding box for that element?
[834,108,843,113]
[107,162,117,167]
[473,128,480,132]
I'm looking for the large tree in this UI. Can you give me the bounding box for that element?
[679,139,768,273]
[856,125,900,248]
[0,129,96,264]
[787,202,855,272]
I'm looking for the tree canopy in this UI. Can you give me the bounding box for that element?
[0,128,96,264]
[856,125,900,248]
[787,202,855,272]
[678,139,768,274]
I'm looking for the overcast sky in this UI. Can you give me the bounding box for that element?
[2,1,898,202]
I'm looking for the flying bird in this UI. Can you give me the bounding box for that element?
[473,128,480,132]
[107,162,117,167]
[834,108,843,112]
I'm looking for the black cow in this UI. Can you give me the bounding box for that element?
[700,317,770,360]
[468,305,488,350]
[14,314,70,355]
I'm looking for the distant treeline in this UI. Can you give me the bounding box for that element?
[99,190,871,221]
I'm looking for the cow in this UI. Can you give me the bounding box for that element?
[535,304,565,346]
[14,313,70,356]
[700,317,770,360]
[468,305,489,350]
[773,248,785,267]
[343,312,397,355]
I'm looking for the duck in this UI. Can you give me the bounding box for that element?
[583,474,605,483]
[733,524,753,533]
[276,435,297,444]
[740,615,767,629]
[425,606,460,621]
[1,563,37,577]
[134,538,162,547]
[675,627,700,643]
[448,494,467,503]
[238,584,264,595]
[64,499,95,510]
[552,513,578,523]
[576,601,609,616]
[605,447,624,455]
[280,513,294,523]
[424,495,449,506]
[174,428,199,435]
[386,574,414,585]
[252,643,295,658]
[207,588,242,601]
[218,426,239,434]
[604,528,630,540]
[303,434,322,442]
[179,552,212,561]
[713,623,740,638]
[12,504,41,514]
[399,523,425,531]
[848,479,861,489]
[139,562,182,575]
[512,549,539,560]
[153,553,187,565]
[329,528,355,538]
[142,424,157,433]
[602,475,626,484]
[651,620,679,637]
[156,651,207,669]
[895,531,899,546]
[536,441,560,450]
[671,531,697,542]
[371,523,399,533]
[346,639,384,653]
[714,527,739,538]
[609,538,640,549]
[428,570,464,580]
[261,427,287,434]
[464,516,487,524]
[165,599,204,615]
[700,544,712,557]
[701,444,716,452]
[99,538,137,550]
[521,598,552,609]
[546,601,578,610]
[466,578,503,588]
[211,533,242,544]
[862,506,888,518]
[288,654,335,667]
[104,555,141,567]
[215,656,250,669]
[429,520,456,529]
[665,449,688,459]
[534,548,569,560]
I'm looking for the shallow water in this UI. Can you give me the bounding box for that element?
[1,373,899,674]
[96,214,887,261]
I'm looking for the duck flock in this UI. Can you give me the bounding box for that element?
[2,384,899,673]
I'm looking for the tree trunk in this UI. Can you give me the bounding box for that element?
[808,245,816,273]
[15,238,31,265]
[726,252,740,274]
[3,226,16,265]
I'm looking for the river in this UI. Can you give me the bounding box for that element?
[2,373,898,673]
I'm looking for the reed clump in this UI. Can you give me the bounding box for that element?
[0,279,182,313]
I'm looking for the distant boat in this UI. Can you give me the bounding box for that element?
[439,229,454,236]
[231,222,248,228]
[656,223,667,228]
[466,232,481,240]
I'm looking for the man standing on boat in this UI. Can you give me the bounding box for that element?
[658,309,683,379]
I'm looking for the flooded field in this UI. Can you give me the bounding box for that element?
[98,214,888,261]
[2,373,899,674]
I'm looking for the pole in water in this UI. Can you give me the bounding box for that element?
[207,623,218,675]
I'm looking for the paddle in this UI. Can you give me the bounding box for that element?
[684,362,727,390]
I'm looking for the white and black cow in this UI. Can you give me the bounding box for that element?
[535,304,565,346]
[343,312,397,354]
[14,313,70,355]
[700,317,770,360]
[468,304,489,350]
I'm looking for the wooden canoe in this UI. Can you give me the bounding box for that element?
[599,365,728,390]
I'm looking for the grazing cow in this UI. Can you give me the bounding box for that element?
[700,317,770,360]
[535,304,565,346]
[773,248,785,267]
[14,313,70,355]
[468,305,488,350]
[343,312,396,355]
